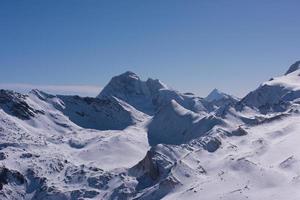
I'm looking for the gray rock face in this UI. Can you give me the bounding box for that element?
[0,167,25,190]
[0,90,44,120]
[127,145,180,199]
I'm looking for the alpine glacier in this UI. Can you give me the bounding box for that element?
[1,61,300,200]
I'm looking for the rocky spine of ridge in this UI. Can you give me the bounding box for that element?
[285,60,300,75]
[30,89,147,131]
[0,90,45,120]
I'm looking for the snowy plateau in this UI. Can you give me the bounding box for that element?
[1,61,300,200]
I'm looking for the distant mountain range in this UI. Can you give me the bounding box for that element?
[0,61,300,199]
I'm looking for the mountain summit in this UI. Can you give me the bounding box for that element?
[97,71,168,114]
[285,60,300,75]
[97,71,212,114]
[97,71,151,99]
[205,88,231,102]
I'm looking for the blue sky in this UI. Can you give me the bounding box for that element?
[1,0,300,97]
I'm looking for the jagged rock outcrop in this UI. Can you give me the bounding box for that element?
[0,90,44,120]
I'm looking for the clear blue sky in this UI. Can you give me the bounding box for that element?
[1,0,300,97]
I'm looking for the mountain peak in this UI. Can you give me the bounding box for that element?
[211,88,221,94]
[285,60,300,75]
[97,71,143,99]
[97,71,166,114]
[205,88,228,102]
[118,71,140,80]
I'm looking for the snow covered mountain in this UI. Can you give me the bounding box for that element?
[239,60,300,113]
[97,71,212,115]
[205,88,232,102]
[1,61,300,200]
[205,88,239,112]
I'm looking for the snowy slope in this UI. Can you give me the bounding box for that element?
[0,89,150,199]
[162,113,300,200]
[148,100,224,146]
[28,89,149,131]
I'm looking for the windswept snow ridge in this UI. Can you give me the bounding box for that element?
[240,61,300,113]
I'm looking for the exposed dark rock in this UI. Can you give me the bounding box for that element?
[130,150,160,182]
[227,127,248,137]
[20,153,40,159]
[0,152,7,160]
[0,90,44,120]
[189,135,222,153]
[202,137,222,152]
[110,183,136,200]
[64,165,87,184]
[70,189,99,200]
[25,169,47,194]
[0,167,25,190]
[87,173,113,190]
